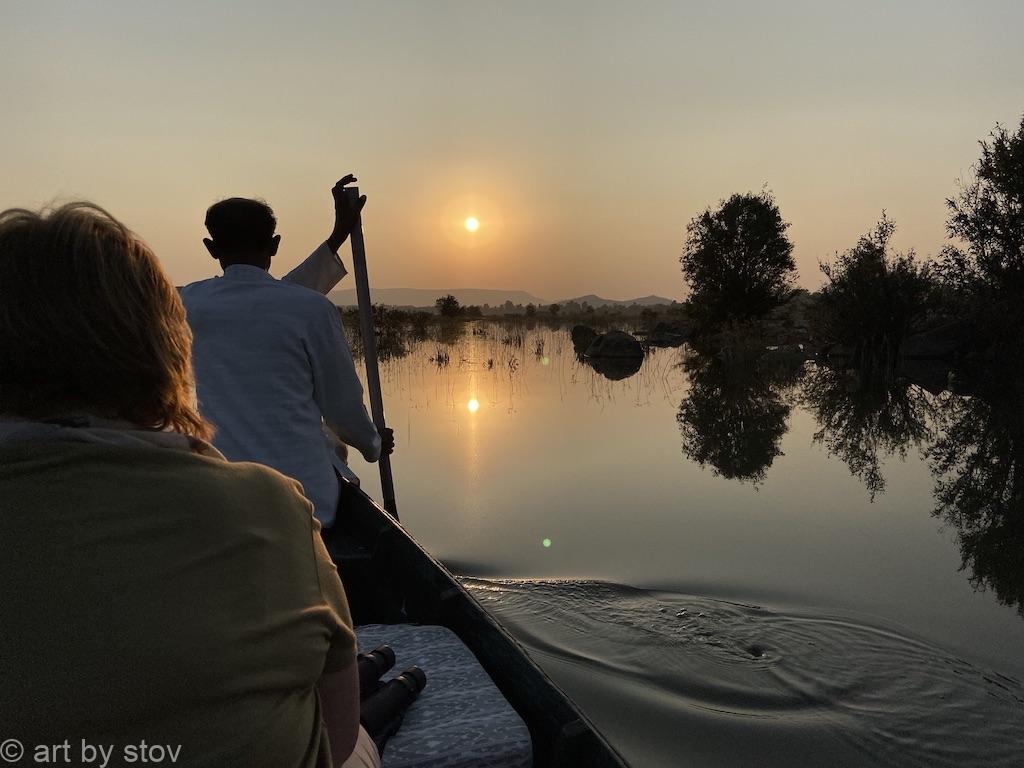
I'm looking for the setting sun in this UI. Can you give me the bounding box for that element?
[467,398,480,413]
[464,216,479,233]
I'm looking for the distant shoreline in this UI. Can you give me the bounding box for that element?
[328,287,678,310]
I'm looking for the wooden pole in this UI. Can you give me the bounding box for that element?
[345,187,398,518]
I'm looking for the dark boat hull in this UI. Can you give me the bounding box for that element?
[329,480,629,768]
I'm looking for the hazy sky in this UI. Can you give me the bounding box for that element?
[3,1,1023,300]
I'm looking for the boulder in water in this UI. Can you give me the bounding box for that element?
[586,354,643,381]
[571,325,599,355]
[585,330,644,359]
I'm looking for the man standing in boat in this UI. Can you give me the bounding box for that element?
[180,175,394,529]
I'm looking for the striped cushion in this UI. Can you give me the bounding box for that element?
[355,624,533,768]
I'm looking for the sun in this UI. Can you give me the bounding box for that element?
[467,398,480,413]
[464,216,480,233]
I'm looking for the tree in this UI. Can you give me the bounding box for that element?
[435,294,462,317]
[548,303,561,317]
[463,305,483,319]
[525,303,537,317]
[815,214,935,372]
[681,190,796,327]
[944,116,1024,299]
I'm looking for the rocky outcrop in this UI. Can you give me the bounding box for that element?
[574,329,646,380]
[571,325,599,355]
[585,330,644,359]
[586,355,643,381]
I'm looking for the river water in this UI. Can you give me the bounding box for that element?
[347,320,1024,767]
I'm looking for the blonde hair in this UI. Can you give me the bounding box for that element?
[0,202,212,440]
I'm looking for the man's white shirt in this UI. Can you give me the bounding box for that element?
[180,244,380,526]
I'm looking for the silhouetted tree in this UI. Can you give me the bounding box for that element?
[681,190,796,327]
[435,294,462,317]
[815,215,936,373]
[463,305,483,319]
[937,116,1024,358]
[676,352,793,483]
[943,116,1024,299]
[525,303,537,317]
[548,303,561,317]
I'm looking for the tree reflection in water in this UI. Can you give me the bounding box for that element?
[801,364,933,500]
[928,371,1024,615]
[676,351,800,483]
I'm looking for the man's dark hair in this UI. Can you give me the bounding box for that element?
[204,198,277,254]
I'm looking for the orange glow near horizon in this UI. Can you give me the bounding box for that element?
[3,5,1021,300]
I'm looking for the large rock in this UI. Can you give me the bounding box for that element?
[585,330,644,359]
[571,325,599,355]
[586,355,643,381]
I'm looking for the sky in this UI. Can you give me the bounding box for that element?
[2,0,1023,301]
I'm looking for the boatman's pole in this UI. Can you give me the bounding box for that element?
[345,186,398,519]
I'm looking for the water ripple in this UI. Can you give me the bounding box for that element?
[463,578,1024,767]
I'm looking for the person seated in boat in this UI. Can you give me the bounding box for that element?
[0,202,380,768]
[180,176,394,531]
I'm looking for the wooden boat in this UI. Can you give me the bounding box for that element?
[329,479,629,768]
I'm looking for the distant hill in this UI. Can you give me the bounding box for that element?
[557,294,676,307]
[328,288,549,308]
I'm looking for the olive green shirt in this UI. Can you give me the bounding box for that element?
[0,439,355,767]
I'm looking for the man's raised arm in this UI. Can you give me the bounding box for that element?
[282,174,367,295]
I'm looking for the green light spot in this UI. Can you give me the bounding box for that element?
[542,538,552,548]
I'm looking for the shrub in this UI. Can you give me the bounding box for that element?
[815,215,935,372]
[435,294,462,317]
[681,189,796,328]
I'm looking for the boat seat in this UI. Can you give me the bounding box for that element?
[356,624,533,768]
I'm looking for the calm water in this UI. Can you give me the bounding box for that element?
[347,321,1024,767]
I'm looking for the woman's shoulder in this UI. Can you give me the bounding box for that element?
[2,441,319,551]
[171,449,315,519]
[125,447,321,546]
[9,440,315,527]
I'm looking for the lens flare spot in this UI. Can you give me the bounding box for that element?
[542,538,552,548]
[541,356,551,366]
[467,398,480,413]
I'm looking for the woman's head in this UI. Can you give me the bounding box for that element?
[0,202,211,440]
